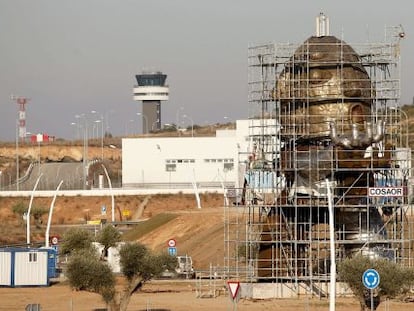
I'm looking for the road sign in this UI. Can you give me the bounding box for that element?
[363,269,380,289]
[101,205,106,215]
[168,247,177,256]
[227,281,240,300]
[51,236,59,245]
[168,239,176,247]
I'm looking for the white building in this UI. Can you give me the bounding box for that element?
[122,121,255,190]
[121,119,278,191]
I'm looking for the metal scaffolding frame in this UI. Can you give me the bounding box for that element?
[224,35,413,297]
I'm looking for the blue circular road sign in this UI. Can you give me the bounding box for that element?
[362,269,380,289]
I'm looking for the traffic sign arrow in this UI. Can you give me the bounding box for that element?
[362,269,380,289]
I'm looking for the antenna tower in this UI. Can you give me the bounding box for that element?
[11,95,30,141]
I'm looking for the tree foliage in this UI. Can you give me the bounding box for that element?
[66,248,115,303]
[338,254,414,311]
[11,201,47,227]
[32,205,48,228]
[60,227,94,255]
[119,243,176,281]
[97,224,121,258]
[63,225,176,311]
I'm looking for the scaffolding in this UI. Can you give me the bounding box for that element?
[224,32,414,297]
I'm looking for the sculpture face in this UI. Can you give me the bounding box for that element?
[276,36,373,139]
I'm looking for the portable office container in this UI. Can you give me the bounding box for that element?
[0,247,56,287]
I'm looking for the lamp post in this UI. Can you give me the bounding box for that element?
[175,106,184,134]
[95,118,104,160]
[137,112,148,134]
[183,114,194,137]
[75,113,88,189]
[15,119,19,191]
[70,122,79,140]
[26,173,43,245]
[125,119,135,136]
[105,109,114,136]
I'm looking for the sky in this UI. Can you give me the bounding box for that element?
[0,0,413,141]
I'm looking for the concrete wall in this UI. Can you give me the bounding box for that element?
[240,282,354,299]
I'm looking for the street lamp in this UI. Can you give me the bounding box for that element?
[125,119,135,136]
[15,119,19,191]
[94,118,104,160]
[182,114,194,137]
[70,122,80,140]
[137,112,148,134]
[75,113,89,189]
[105,109,114,136]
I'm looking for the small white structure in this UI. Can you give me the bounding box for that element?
[0,248,56,287]
[93,242,125,273]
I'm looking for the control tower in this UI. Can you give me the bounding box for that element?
[133,72,169,134]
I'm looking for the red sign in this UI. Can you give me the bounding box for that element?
[227,281,240,300]
[51,235,59,245]
[168,239,176,247]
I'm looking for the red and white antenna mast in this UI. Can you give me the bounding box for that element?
[11,95,30,141]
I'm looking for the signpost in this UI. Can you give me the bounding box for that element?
[227,281,240,310]
[167,239,177,256]
[168,247,177,256]
[363,269,380,311]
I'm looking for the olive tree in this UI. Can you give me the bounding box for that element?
[338,254,414,311]
[97,224,121,259]
[32,205,48,228]
[62,226,176,311]
[60,227,94,255]
[11,200,26,225]
[66,247,116,303]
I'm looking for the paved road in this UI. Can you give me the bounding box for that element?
[13,162,85,191]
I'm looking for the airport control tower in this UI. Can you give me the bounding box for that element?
[133,72,169,134]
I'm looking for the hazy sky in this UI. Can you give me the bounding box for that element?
[0,0,412,141]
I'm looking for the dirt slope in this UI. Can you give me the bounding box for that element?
[137,207,225,270]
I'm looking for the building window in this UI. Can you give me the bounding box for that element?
[166,164,176,172]
[224,163,234,172]
[29,252,38,262]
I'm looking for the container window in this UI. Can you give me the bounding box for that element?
[29,252,38,262]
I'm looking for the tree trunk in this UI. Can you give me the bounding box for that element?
[104,277,144,311]
[108,301,121,311]
[119,276,143,311]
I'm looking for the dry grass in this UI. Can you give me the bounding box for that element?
[122,213,178,241]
